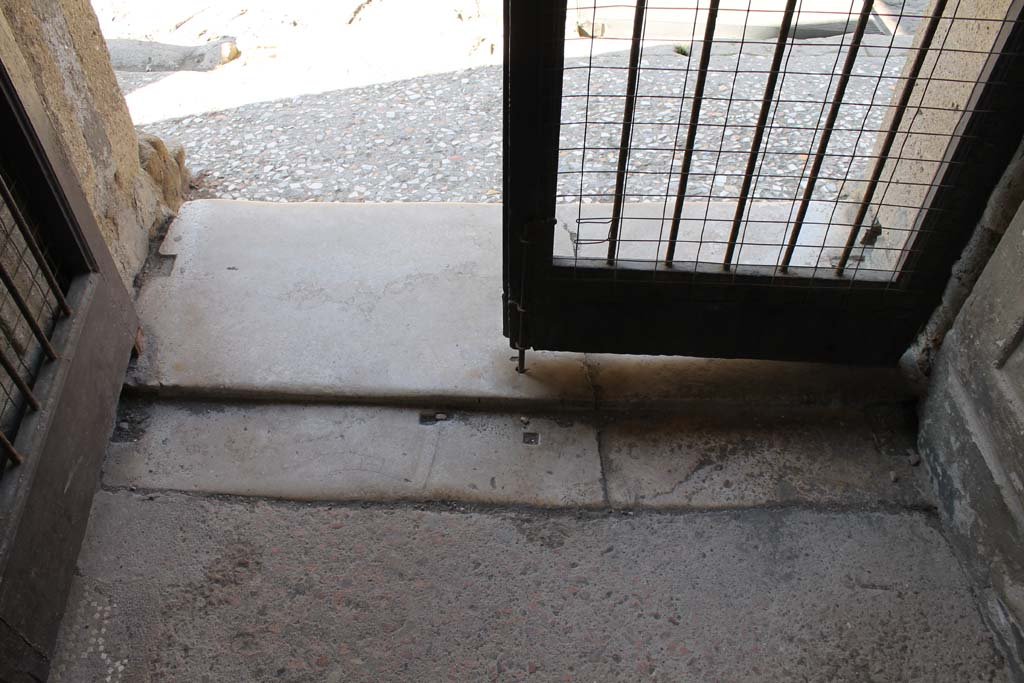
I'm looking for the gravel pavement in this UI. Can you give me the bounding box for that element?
[123,67,504,203]
[558,38,910,206]
[118,3,933,206]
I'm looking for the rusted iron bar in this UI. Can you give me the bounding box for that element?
[606,0,648,265]
[665,0,721,266]
[0,345,40,411]
[722,0,799,271]
[0,255,58,360]
[0,429,23,466]
[835,0,948,276]
[781,0,875,273]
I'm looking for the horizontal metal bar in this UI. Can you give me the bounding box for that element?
[556,193,959,210]
[559,94,1006,108]
[559,122,986,140]
[562,5,982,20]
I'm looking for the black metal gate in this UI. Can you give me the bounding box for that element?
[504,0,1024,367]
[0,23,139,679]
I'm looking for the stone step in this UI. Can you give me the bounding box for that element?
[129,200,912,411]
[106,398,929,511]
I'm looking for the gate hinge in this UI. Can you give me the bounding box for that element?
[512,217,554,374]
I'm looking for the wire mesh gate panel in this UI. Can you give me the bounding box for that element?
[504,0,1024,364]
[0,168,71,471]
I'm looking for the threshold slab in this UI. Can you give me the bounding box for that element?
[105,401,603,508]
[132,201,592,407]
[131,200,911,408]
[105,399,927,512]
[602,406,929,509]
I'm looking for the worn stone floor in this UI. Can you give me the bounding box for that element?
[49,198,1012,680]
[51,492,1006,682]
[49,395,1006,681]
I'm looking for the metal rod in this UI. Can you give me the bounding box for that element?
[781,0,875,273]
[517,347,527,374]
[0,346,40,411]
[0,429,23,466]
[836,0,948,276]
[0,174,72,316]
[722,0,799,271]
[0,257,58,360]
[665,0,721,266]
[606,0,648,265]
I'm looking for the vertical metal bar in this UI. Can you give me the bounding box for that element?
[0,174,72,316]
[606,0,648,265]
[0,346,40,411]
[780,0,875,273]
[722,0,799,271]
[836,0,948,276]
[515,226,531,374]
[503,0,567,358]
[0,257,58,360]
[665,0,721,266]
[0,429,23,466]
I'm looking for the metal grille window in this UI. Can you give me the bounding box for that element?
[0,169,71,473]
[553,0,1013,282]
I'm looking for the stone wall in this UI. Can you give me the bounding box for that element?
[0,0,188,288]
[919,188,1024,672]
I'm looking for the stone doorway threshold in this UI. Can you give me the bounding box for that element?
[130,199,910,411]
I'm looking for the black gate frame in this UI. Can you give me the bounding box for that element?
[0,20,139,681]
[504,0,1024,366]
